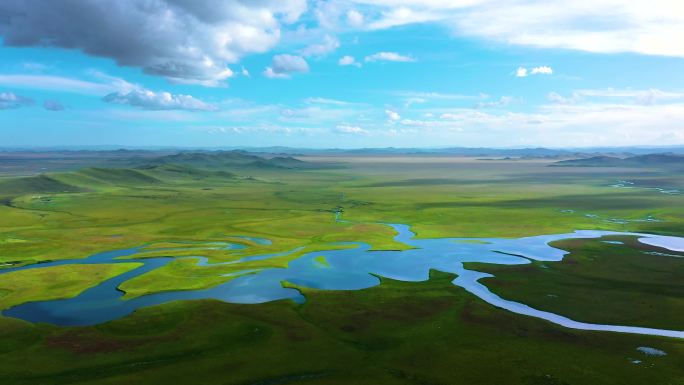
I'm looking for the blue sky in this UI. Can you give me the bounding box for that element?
[0,1,683,148]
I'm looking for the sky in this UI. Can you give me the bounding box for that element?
[0,0,683,149]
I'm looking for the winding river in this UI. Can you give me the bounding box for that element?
[1,225,684,339]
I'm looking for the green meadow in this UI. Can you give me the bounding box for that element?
[0,153,683,384]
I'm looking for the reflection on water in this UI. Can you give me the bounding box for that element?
[2,224,684,339]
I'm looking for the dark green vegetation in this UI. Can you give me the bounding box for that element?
[1,150,683,384]
[2,272,683,385]
[468,236,684,331]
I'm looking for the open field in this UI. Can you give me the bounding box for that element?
[0,152,683,384]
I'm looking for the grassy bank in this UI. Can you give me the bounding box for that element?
[0,271,682,385]
[466,235,684,330]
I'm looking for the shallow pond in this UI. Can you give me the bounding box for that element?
[2,224,684,339]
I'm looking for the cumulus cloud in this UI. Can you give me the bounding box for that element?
[43,100,65,111]
[0,1,307,85]
[531,66,553,75]
[264,54,309,79]
[299,35,340,57]
[385,109,401,121]
[338,55,361,67]
[516,66,552,77]
[103,89,216,111]
[365,52,416,62]
[0,91,33,109]
[334,124,368,135]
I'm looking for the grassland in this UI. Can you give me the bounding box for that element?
[1,271,683,385]
[0,263,141,310]
[1,154,683,307]
[466,235,684,330]
[0,152,683,384]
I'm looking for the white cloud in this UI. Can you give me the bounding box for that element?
[548,88,684,105]
[103,89,216,111]
[338,55,361,67]
[516,66,552,77]
[385,109,401,121]
[421,99,684,146]
[515,67,528,77]
[404,97,426,107]
[365,52,416,62]
[474,96,517,109]
[299,35,340,57]
[241,67,250,77]
[547,92,579,104]
[198,125,313,135]
[439,113,460,120]
[305,97,358,106]
[398,118,445,128]
[314,1,347,30]
[334,124,369,135]
[347,9,365,27]
[635,89,684,105]
[263,68,290,79]
[0,74,127,95]
[348,1,684,58]
[0,91,33,109]
[264,54,310,79]
[0,1,307,85]
[531,66,553,75]
[366,6,440,30]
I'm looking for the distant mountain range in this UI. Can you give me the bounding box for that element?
[3,145,684,157]
[144,151,315,169]
[233,146,684,157]
[2,147,684,179]
[553,153,684,167]
[0,149,328,176]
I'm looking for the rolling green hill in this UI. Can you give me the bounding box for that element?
[77,168,161,185]
[0,174,84,196]
[136,164,235,179]
[0,152,318,199]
